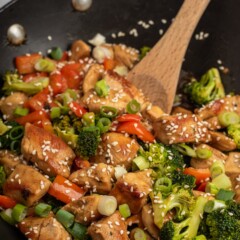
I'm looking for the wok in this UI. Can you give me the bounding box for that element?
[0,0,239,238]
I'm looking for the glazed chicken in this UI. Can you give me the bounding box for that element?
[21,123,75,178]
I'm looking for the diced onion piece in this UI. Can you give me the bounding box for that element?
[93,46,113,63]
[113,65,129,76]
[114,166,127,179]
[88,33,106,46]
[97,195,117,216]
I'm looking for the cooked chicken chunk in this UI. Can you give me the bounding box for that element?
[0,150,21,175]
[88,211,128,240]
[62,195,102,225]
[0,92,28,120]
[195,95,240,120]
[69,163,114,194]
[82,72,147,113]
[110,170,153,214]
[190,144,228,169]
[21,123,75,178]
[3,164,51,206]
[225,152,240,203]
[153,114,211,144]
[70,39,91,62]
[18,215,71,240]
[91,132,139,170]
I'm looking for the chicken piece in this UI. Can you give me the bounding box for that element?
[171,106,192,116]
[70,39,91,62]
[62,195,101,225]
[0,150,21,175]
[0,92,28,120]
[3,164,51,206]
[153,114,211,145]
[141,204,159,239]
[82,71,147,113]
[91,132,139,170]
[190,144,228,169]
[209,131,237,152]
[110,170,153,214]
[113,44,139,69]
[224,152,240,203]
[88,211,128,240]
[18,215,71,240]
[195,95,240,120]
[69,163,114,194]
[83,64,104,94]
[21,123,75,178]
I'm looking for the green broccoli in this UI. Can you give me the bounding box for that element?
[184,68,225,106]
[2,71,49,95]
[227,123,240,148]
[76,126,101,158]
[159,196,208,240]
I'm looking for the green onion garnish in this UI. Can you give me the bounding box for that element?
[34,203,52,217]
[35,58,55,72]
[204,199,226,213]
[97,117,111,133]
[196,148,212,159]
[50,107,61,119]
[218,111,240,127]
[50,47,63,60]
[216,189,235,201]
[95,79,109,97]
[119,204,131,219]
[82,112,95,127]
[133,228,147,240]
[67,222,87,239]
[126,99,140,114]
[14,107,29,117]
[56,209,75,228]
[0,209,15,225]
[100,106,118,118]
[12,203,27,222]
[132,156,149,171]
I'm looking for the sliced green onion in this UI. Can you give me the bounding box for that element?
[174,143,197,158]
[216,189,235,201]
[100,106,118,118]
[205,182,219,195]
[133,228,147,240]
[67,222,87,239]
[50,107,61,119]
[10,140,21,153]
[196,148,212,159]
[0,119,9,136]
[34,203,52,217]
[212,173,232,190]
[204,199,226,213]
[218,111,240,127]
[50,47,63,60]
[154,177,172,194]
[9,126,24,140]
[0,209,15,225]
[34,58,55,72]
[97,195,117,216]
[126,99,141,114]
[95,79,109,97]
[132,156,149,171]
[56,209,75,228]
[12,203,27,222]
[14,107,29,117]
[82,112,95,127]
[119,204,131,219]
[97,117,111,134]
[210,160,225,179]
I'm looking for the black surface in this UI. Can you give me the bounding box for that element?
[0,0,239,239]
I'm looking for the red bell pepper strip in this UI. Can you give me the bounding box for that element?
[48,175,86,204]
[15,110,49,125]
[15,53,42,74]
[116,114,141,122]
[103,58,116,70]
[116,120,155,142]
[183,167,211,185]
[22,72,48,82]
[69,101,87,118]
[0,195,17,209]
[49,73,68,95]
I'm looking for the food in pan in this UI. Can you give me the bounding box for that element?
[0,39,239,240]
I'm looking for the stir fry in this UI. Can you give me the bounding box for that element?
[0,39,239,240]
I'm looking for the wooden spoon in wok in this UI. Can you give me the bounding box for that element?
[127,0,211,113]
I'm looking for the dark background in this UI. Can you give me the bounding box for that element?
[0,0,239,238]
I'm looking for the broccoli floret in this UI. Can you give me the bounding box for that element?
[2,71,49,95]
[76,127,100,158]
[159,196,208,240]
[184,68,225,106]
[227,123,240,149]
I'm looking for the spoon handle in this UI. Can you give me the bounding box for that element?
[128,0,211,113]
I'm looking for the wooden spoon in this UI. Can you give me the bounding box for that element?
[127,0,210,113]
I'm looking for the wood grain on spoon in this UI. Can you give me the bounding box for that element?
[127,0,210,113]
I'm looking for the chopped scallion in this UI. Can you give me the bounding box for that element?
[119,204,131,219]
[126,99,140,114]
[56,209,75,228]
[95,79,109,97]
[12,203,27,222]
[34,203,52,217]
